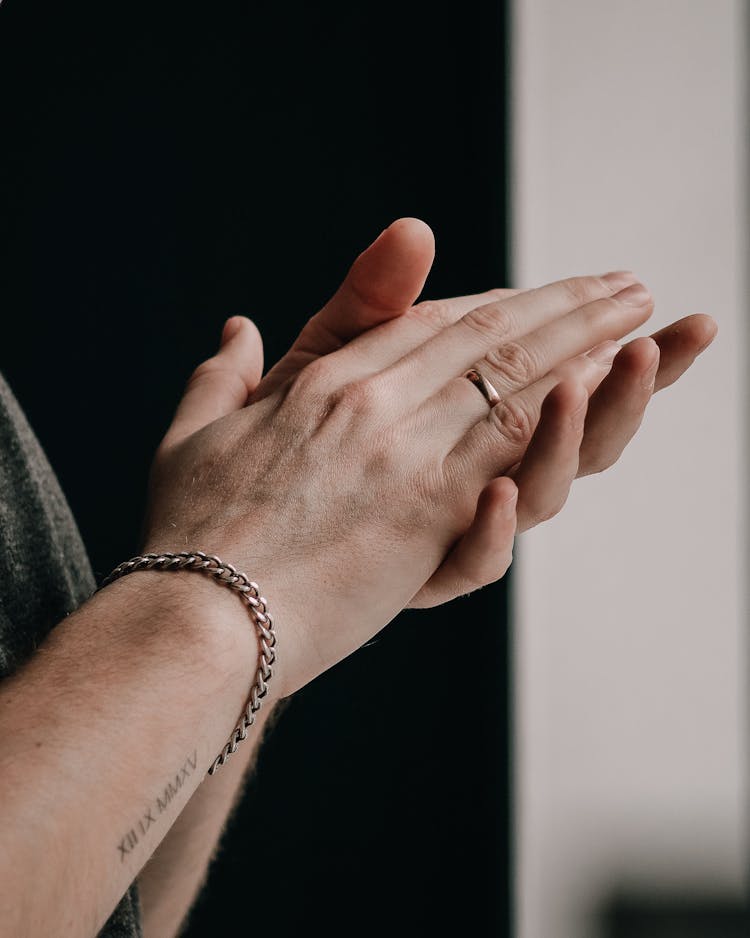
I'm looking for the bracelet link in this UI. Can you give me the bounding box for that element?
[97,549,277,777]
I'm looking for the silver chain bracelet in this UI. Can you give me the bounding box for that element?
[97,550,277,776]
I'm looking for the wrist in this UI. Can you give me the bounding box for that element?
[94,566,260,696]
[95,552,288,759]
[130,542,295,702]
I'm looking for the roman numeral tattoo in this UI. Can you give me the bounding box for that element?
[117,750,198,861]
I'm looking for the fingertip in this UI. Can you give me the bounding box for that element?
[600,269,638,289]
[221,316,244,345]
[497,475,518,502]
[587,339,621,366]
[222,314,262,346]
[542,380,590,436]
[373,217,436,268]
[694,313,719,351]
[483,476,518,514]
[645,335,661,368]
[241,316,263,346]
[386,217,435,251]
[616,335,660,375]
[348,217,436,314]
[633,334,660,357]
[547,378,589,413]
[218,315,264,381]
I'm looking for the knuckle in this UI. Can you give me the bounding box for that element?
[458,577,483,597]
[297,356,338,389]
[486,287,515,302]
[410,591,441,610]
[410,299,451,333]
[490,396,536,446]
[472,564,502,591]
[494,547,514,581]
[445,570,482,598]
[370,430,401,470]
[456,552,512,595]
[581,449,616,476]
[561,275,607,307]
[338,375,390,415]
[506,544,515,571]
[530,497,567,527]
[579,294,619,334]
[152,437,174,469]
[579,438,619,476]
[462,302,514,344]
[286,357,338,404]
[484,341,536,387]
[278,365,336,429]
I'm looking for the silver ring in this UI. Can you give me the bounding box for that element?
[463,368,501,407]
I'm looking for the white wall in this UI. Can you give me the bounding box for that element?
[512,2,748,936]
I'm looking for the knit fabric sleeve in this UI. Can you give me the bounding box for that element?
[0,372,142,938]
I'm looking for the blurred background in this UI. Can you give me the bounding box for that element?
[512,2,748,936]
[0,1,747,936]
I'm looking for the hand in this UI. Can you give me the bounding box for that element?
[142,229,683,698]
[226,218,716,608]
[406,299,716,605]
[144,219,716,623]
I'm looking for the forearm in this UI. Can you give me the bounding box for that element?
[137,705,277,938]
[0,571,262,938]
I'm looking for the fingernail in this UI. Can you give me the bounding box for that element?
[615,283,651,307]
[570,404,588,435]
[587,340,621,365]
[601,270,637,289]
[221,317,242,345]
[501,487,518,516]
[642,355,659,390]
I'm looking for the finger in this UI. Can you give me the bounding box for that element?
[320,271,633,391]
[576,315,716,476]
[332,279,618,381]
[424,280,649,445]
[414,288,522,324]
[649,313,717,391]
[434,285,645,444]
[163,316,264,448]
[408,478,518,609]
[475,284,652,398]
[317,217,435,338]
[577,337,659,477]
[382,272,646,409]
[444,340,619,481]
[251,217,435,401]
[512,380,588,533]
[325,288,528,378]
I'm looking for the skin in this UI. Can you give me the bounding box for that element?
[137,224,715,938]
[243,220,715,604]
[0,219,715,937]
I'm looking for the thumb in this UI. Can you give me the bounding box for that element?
[163,316,264,448]
[251,218,436,403]
[313,216,436,343]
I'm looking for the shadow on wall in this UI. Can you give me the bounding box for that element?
[599,892,750,938]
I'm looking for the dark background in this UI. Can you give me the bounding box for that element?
[0,1,512,935]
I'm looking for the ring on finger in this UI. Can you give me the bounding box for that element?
[464,368,502,407]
